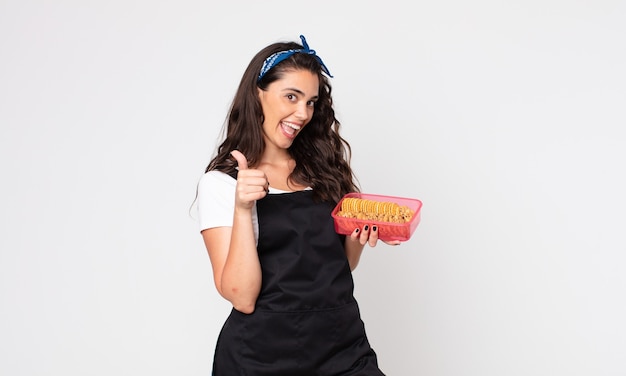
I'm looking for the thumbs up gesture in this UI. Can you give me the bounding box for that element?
[230,150,270,209]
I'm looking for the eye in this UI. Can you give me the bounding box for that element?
[286,93,297,101]
[307,100,316,107]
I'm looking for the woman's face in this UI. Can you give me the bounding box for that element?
[258,69,319,150]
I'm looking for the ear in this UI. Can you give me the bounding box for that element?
[257,87,264,101]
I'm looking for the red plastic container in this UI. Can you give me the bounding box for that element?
[331,192,422,242]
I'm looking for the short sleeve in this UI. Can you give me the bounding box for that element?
[196,170,259,243]
[197,171,237,232]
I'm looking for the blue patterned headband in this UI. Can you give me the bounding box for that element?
[257,35,333,81]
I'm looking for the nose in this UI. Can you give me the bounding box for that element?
[294,101,309,121]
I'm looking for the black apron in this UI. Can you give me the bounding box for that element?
[212,189,385,376]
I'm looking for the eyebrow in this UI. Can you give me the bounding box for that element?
[283,87,319,100]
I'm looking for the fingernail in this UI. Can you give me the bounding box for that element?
[372,225,377,232]
[355,228,360,233]
[364,225,369,231]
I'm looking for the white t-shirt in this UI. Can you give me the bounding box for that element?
[197,170,313,243]
[197,170,260,243]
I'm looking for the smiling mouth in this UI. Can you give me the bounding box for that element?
[281,121,301,136]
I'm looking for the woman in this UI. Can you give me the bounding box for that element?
[197,35,399,375]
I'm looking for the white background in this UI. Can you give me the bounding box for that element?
[1,1,625,375]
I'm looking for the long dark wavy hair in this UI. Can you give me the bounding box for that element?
[205,38,359,204]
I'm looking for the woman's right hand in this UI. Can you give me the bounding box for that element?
[230,150,269,209]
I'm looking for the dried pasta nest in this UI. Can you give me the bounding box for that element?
[336,197,414,223]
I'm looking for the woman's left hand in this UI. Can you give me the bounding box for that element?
[350,225,401,247]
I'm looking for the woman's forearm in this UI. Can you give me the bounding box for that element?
[220,207,262,313]
[344,236,365,271]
